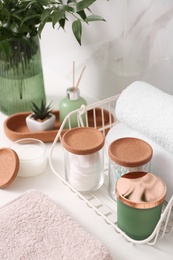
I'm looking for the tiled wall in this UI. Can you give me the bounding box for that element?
[40,0,173,100]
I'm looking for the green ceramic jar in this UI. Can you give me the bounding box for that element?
[116,171,166,240]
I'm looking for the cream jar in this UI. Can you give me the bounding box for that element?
[116,171,166,240]
[108,137,153,200]
[11,138,47,177]
[62,127,105,192]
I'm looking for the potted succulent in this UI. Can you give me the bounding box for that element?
[26,100,56,132]
[0,0,105,115]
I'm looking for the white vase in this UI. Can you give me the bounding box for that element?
[26,113,56,132]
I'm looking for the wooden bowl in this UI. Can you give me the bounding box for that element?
[4,108,114,143]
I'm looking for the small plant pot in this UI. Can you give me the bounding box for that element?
[26,113,56,132]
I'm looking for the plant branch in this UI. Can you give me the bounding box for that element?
[0,0,106,44]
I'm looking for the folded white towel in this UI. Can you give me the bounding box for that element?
[116,81,173,153]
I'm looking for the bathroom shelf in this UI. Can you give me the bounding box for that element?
[49,94,173,245]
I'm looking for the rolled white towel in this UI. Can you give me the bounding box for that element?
[116,81,173,153]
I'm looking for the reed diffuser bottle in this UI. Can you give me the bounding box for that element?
[59,63,87,128]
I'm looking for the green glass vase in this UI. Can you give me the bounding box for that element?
[0,36,46,115]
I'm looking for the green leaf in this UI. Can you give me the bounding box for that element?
[51,9,65,28]
[41,9,52,23]
[21,14,41,25]
[59,18,66,30]
[31,100,53,120]
[10,23,20,33]
[38,22,46,37]
[23,0,50,6]
[59,4,74,12]
[76,0,96,12]
[77,10,87,21]
[67,0,77,3]
[20,24,32,33]
[85,15,106,22]
[23,0,38,9]
[0,41,12,60]
[72,20,82,45]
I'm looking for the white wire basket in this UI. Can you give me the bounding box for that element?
[49,94,173,245]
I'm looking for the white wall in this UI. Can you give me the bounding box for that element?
[40,0,173,101]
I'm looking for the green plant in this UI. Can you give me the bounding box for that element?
[0,0,105,45]
[0,0,106,113]
[31,100,53,120]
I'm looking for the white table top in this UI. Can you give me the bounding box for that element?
[0,67,173,260]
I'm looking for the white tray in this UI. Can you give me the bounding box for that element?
[49,94,173,245]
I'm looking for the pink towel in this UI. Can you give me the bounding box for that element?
[0,190,112,260]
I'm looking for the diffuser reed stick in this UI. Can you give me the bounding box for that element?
[75,65,86,90]
[73,61,75,88]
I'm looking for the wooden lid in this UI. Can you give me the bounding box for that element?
[0,148,19,188]
[108,137,153,167]
[62,127,105,155]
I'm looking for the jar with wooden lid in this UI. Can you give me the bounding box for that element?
[62,127,105,192]
[116,171,166,240]
[108,137,153,200]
